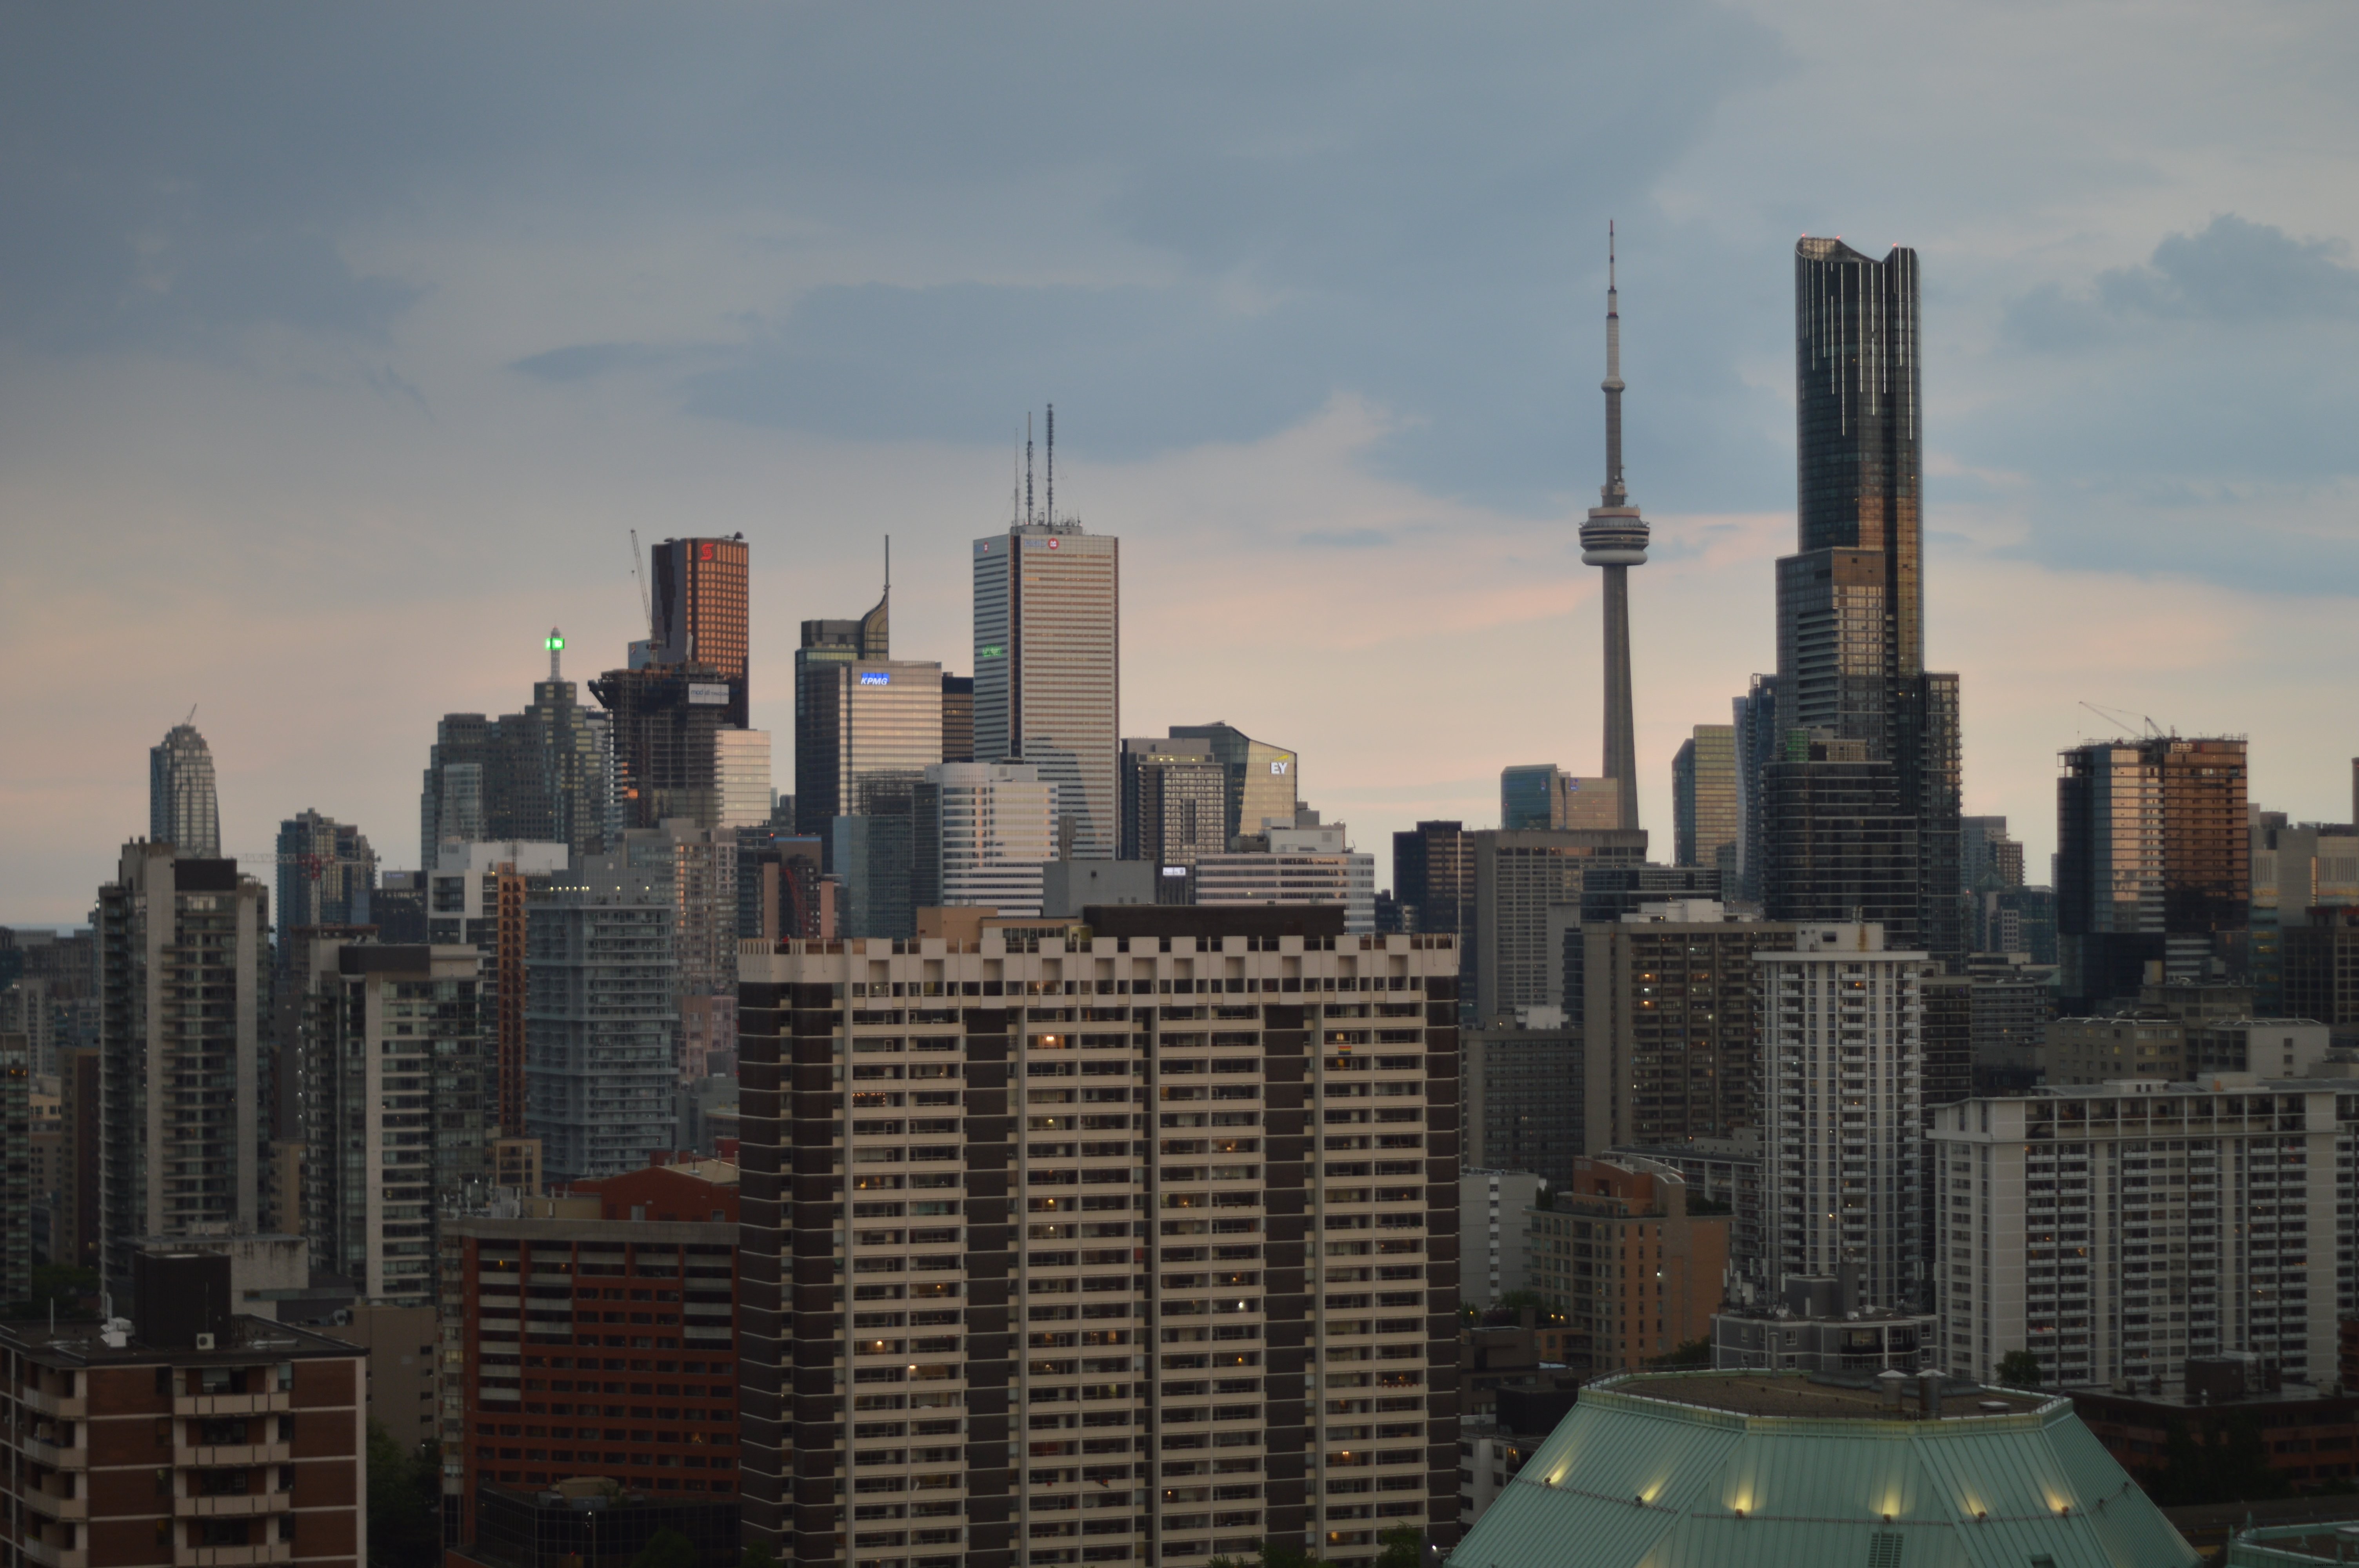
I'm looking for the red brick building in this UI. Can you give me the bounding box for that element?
[439,1160,739,1542]
[2071,1383,2359,1488]
[1,1276,366,1568]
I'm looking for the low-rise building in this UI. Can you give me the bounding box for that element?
[1710,1276,1935,1373]
[1601,1136,1761,1298]
[1455,1387,1580,1533]
[2070,1356,2359,1491]
[0,1249,367,1568]
[1524,1155,1727,1374]
[439,1159,742,1543]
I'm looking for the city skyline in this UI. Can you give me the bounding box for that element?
[5,6,2359,920]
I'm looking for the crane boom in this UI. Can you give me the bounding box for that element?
[629,529,651,641]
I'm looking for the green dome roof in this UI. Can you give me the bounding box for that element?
[1449,1370,2197,1568]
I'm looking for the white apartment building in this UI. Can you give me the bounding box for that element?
[1756,922,1928,1310]
[738,912,1463,1568]
[1930,1076,2359,1389]
[926,761,1058,915]
[1194,824,1376,933]
[1460,1169,1544,1305]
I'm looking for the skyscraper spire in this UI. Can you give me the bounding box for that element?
[1579,221,1650,834]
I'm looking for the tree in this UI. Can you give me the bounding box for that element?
[1651,1337,1711,1368]
[1,1263,99,1321]
[1996,1350,2043,1388]
[364,1420,441,1568]
[740,1544,778,1568]
[1207,1544,1341,1568]
[1374,1524,1423,1568]
[628,1529,700,1568]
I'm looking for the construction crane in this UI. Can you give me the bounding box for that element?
[629,528,652,641]
[2078,701,2167,738]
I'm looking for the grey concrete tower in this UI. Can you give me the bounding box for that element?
[1580,224,1648,832]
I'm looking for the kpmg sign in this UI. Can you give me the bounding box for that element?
[859,671,892,686]
[687,683,731,706]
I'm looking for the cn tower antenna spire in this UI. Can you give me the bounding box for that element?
[1603,219,1627,508]
[1579,220,1649,834]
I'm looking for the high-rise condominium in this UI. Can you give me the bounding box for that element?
[736,907,1465,1567]
[94,844,269,1288]
[425,632,614,862]
[976,426,1119,858]
[300,940,489,1303]
[1670,725,1737,872]
[274,809,374,963]
[1168,723,1297,846]
[429,840,570,1137]
[2056,736,2249,1008]
[1756,921,1928,1310]
[525,853,679,1181]
[649,535,751,726]
[1766,240,1963,967]
[1579,226,1648,833]
[149,721,221,858]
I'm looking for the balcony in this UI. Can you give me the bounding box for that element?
[20,1386,87,1420]
[22,1436,87,1468]
[174,1545,293,1568]
[176,1494,293,1519]
[22,1484,87,1522]
[175,1444,293,1469]
[23,1536,87,1568]
[175,1392,292,1418]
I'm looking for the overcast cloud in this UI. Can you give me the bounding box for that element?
[4,0,2356,921]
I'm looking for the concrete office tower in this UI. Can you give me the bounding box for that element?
[1169,723,1299,847]
[1729,674,1778,902]
[920,761,1058,915]
[423,632,614,864]
[716,729,773,829]
[1498,765,1619,831]
[148,720,221,858]
[976,428,1120,859]
[1670,725,1737,873]
[1581,900,1790,1158]
[525,854,680,1181]
[648,534,752,726]
[1931,1081,2359,1388]
[1470,828,1647,1024]
[273,809,374,962]
[941,673,976,764]
[300,941,489,1303]
[1194,822,1378,933]
[1121,737,1228,870]
[1579,227,1648,834]
[1767,241,1963,968]
[0,1037,25,1303]
[1755,921,1928,1311]
[2285,908,2359,1033]
[802,657,944,831]
[736,907,1465,1567]
[93,843,269,1289]
[2056,737,2250,1008]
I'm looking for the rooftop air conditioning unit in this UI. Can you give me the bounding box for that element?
[194,1334,216,1351]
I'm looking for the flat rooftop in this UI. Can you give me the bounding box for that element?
[1613,1372,2046,1421]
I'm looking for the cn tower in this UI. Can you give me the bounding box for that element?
[1580,222,1648,832]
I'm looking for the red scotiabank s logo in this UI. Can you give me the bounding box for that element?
[1047,538,1060,549]
[700,542,714,561]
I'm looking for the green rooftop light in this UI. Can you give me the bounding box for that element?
[545,635,564,651]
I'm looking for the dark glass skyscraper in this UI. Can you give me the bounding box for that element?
[649,535,750,727]
[1763,240,1963,966]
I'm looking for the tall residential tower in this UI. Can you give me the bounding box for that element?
[1578,227,1648,835]
[148,721,221,858]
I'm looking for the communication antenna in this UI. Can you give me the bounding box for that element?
[884,535,891,598]
[1025,414,1034,527]
[184,704,198,728]
[1046,403,1055,525]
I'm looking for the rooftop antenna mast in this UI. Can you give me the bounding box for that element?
[1046,403,1055,524]
[1025,414,1034,527]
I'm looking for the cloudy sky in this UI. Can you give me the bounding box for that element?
[4,1,2356,923]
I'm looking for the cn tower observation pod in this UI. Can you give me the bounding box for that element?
[1448,1369,2197,1568]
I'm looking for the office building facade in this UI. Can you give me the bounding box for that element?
[147,722,221,859]
[1581,902,1789,1157]
[302,941,491,1303]
[2056,737,2250,1008]
[975,520,1120,859]
[941,674,976,764]
[1460,1022,1581,1190]
[1165,725,1297,849]
[1761,240,1964,971]
[423,637,614,865]
[1193,825,1377,934]
[1497,767,1619,833]
[1120,738,1228,869]
[715,730,773,830]
[430,842,570,1138]
[590,661,737,834]
[1470,829,1647,1024]
[1391,823,1473,956]
[1462,1170,1545,1305]
[274,810,374,964]
[648,535,752,726]
[737,909,1465,1567]
[1670,725,1737,873]
[1931,1080,2358,1389]
[2284,906,2359,1032]
[1729,674,1779,905]
[94,845,269,1289]
[797,659,945,834]
[920,762,1058,916]
[1,1037,25,1303]
[2251,814,2359,1013]
[795,586,892,835]
[1756,922,1928,1310]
